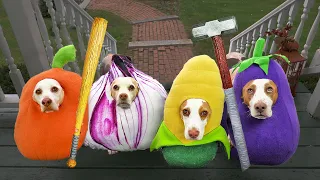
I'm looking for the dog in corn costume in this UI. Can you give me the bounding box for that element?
[150,55,230,167]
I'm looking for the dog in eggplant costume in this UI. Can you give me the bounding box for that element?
[150,55,230,168]
[221,38,300,165]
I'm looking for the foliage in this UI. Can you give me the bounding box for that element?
[0,63,30,94]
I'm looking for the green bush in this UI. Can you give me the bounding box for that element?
[0,63,30,94]
[38,0,56,18]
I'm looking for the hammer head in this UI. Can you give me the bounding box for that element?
[192,16,238,39]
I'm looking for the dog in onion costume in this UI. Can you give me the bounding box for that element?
[84,54,167,154]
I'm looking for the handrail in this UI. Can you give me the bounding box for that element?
[230,0,298,41]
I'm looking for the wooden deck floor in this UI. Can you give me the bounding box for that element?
[0,83,320,180]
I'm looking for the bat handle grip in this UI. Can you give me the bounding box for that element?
[211,36,233,89]
[66,135,80,168]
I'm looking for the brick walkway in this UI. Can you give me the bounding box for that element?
[88,0,194,84]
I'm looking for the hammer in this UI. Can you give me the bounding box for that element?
[192,16,250,171]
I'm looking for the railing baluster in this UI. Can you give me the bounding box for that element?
[55,0,81,74]
[74,8,86,62]
[32,0,54,64]
[65,2,75,27]
[244,32,252,57]
[0,86,5,102]
[270,8,290,54]
[84,19,91,42]
[259,22,267,38]
[248,28,259,58]
[294,0,315,43]
[287,0,301,25]
[236,39,240,52]
[45,0,63,49]
[240,36,245,54]
[44,0,71,71]
[0,25,25,97]
[301,5,320,61]
[264,16,277,54]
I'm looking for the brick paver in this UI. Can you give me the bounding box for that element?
[132,20,188,41]
[131,45,193,83]
[88,0,193,84]
[88,0,165,22]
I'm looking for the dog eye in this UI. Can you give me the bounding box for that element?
[51,86,59,92]
[267,87,273,92]
[113,85,119,90]
[247,88,254,94]
[182,109,190,116]
[35,89,42,95]
[128,85,135,91]
[200,111,208,116]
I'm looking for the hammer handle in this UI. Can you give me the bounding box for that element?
[211,36,233,89]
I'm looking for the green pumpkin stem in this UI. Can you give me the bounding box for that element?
[51,45,76,68]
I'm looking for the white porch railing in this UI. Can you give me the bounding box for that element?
[0,0,117,108]
[229,0,320,118]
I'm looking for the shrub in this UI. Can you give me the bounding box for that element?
[0,63,30,94]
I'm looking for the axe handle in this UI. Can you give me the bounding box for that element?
[211,36,233,89]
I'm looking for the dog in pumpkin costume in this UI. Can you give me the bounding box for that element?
[14,45,88,160]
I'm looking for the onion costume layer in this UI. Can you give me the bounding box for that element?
[150,55,230,168]
[84,55,167,151]
[14,45,88,160]
[222,38,300,165]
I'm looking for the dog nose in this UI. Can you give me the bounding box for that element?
[42,98,52,107]
[119,93,128,100]
[254,101,267,113]
[188,128,200,139]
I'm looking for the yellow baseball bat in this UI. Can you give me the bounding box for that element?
[67,17,108,168]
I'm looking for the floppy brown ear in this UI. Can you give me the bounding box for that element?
[110,80,117,99]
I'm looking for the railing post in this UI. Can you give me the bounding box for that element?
[0,25,25,97]
[307,79,320,118]
[2,0,50,77]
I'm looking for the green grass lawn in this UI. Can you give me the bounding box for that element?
[137,0,320,92]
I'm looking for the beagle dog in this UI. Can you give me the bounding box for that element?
[110,77,140,109]
[242,79,278,119]
[32,78,65,113]
[227,52,279,119]
[179,99,212,140]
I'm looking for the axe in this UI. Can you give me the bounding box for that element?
[192,16,250,171]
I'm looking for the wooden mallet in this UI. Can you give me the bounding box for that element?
[192,16,250,171]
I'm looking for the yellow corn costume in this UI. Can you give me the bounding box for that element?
[150,55,230,167]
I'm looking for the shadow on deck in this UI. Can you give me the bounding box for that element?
[0,83,319,180]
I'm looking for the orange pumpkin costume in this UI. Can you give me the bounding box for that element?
[14,45,88,160]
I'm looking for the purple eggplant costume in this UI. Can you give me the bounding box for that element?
[222,38,300,165]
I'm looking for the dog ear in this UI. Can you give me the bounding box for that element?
[110,80,117,100]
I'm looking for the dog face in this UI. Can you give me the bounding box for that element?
[242,79,278,119]
[180,99,211,140]
[32,78,65,113]
[110,77,139,109]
